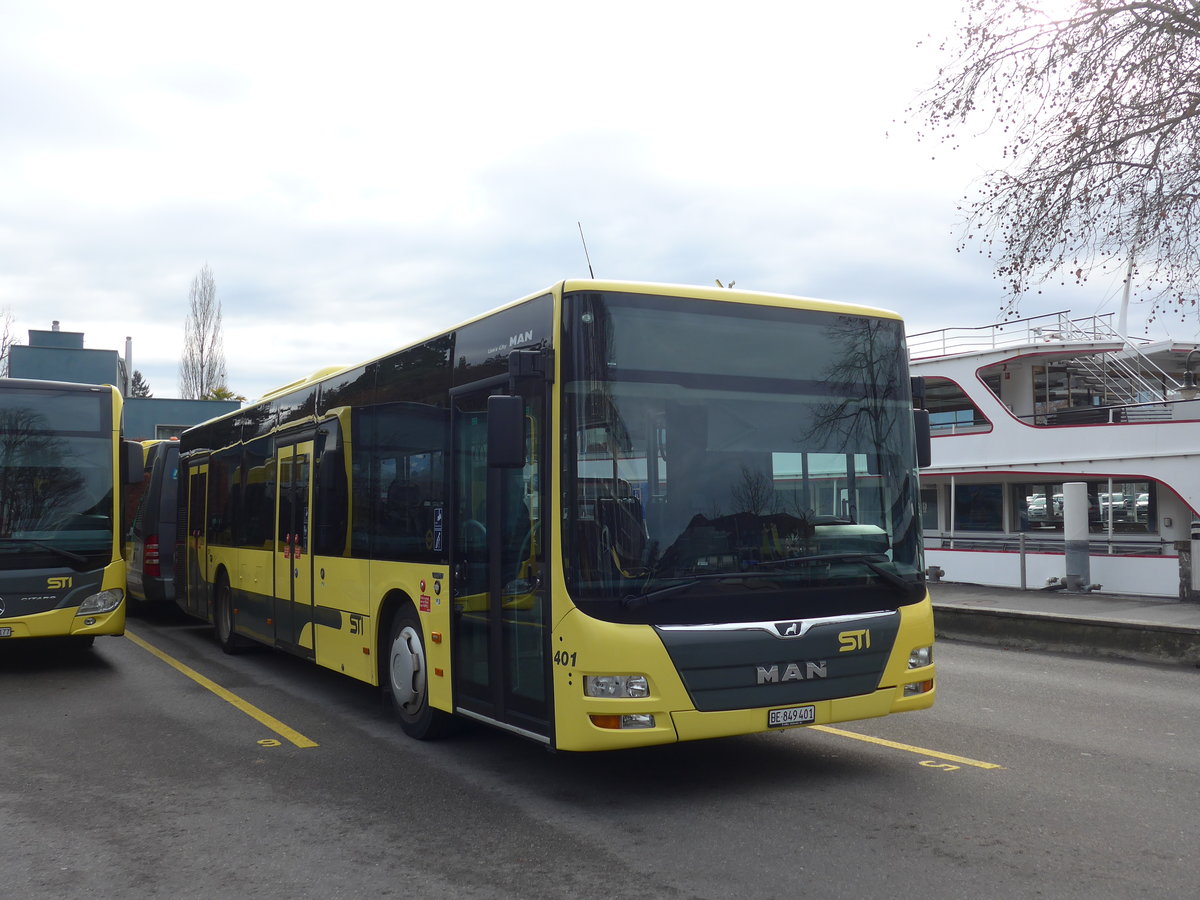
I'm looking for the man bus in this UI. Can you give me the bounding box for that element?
[175,280,935,750]
[0,378,141,647]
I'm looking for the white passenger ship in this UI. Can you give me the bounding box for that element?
[908,311,1200,597]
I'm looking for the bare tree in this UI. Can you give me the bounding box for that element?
[1,307,19,377]
[179,264,228,399]
[914,1,1200,323]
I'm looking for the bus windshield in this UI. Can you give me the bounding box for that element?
[0,390,115,570]
[562,291,924,626]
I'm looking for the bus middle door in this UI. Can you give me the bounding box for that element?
[184,459,208,619]
[273,438,316,659]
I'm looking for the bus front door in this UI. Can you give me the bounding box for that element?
[273,439,315,658]
[184,462,208,619]
[451,384,549,741]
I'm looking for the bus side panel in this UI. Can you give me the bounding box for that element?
[310,555,374,683]
[367,560,453,711]
[231,546,275,644]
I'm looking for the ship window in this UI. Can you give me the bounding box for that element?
[920,487,939,530]
[925,377,991,435]
[1014,481,1154,534]
[953,484,1003,531]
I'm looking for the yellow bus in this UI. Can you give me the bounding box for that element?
[176,281,935,750]
[0,378,142,647]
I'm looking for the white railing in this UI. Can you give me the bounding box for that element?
[909,309,1183,400]
[907,310,1129,359]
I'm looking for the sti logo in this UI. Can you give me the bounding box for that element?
[838,629,871,652]
[48,576,73,590]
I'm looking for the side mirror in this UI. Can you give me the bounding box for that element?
[913,409,932,469]
[123,440,145,485]
[487,395,525,468]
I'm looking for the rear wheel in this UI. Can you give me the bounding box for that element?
[214,575,251,654]
[386,607,451,739]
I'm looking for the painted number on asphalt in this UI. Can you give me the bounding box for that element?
[919,760,961,772]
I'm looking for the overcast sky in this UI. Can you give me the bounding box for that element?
[2,0,1188,400]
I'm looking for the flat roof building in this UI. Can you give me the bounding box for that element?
[6,323,238,440]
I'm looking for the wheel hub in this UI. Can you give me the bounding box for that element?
[390,626,425,711]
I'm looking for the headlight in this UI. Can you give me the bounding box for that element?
[583,674,650,698]
[908,646,933,669]
[76,588,124,616]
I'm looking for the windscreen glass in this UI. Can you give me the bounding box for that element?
[562,291,924,625]
[0,388,114,570]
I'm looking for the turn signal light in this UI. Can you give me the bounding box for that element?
[589,713,655,730]
[904,680,934,697]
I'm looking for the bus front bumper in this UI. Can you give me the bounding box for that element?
[0,604,126,640]
[557,678,936,751]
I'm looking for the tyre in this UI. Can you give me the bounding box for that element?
[213,575,251,654]
[385,607,452,740]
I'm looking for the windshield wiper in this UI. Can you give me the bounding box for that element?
[621,554,921,610]
[0,537,89,565]
[622,570,788,610]
[756,552,917,594]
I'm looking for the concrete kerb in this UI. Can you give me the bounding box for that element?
[934,605,1200,667]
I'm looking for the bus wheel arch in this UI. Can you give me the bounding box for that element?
[213,566,251,654]
[380,594,451,740]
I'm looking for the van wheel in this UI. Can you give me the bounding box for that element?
[386,607,451,739]
[214,575,251,654]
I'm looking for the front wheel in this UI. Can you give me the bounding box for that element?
[386,608,452,740]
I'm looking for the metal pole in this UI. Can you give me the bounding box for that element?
[1063,482,1091,591]
[1019,532,1027,591]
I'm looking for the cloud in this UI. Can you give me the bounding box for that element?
[1,0,1182,405]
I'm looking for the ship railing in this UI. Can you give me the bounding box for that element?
[909,309,1185,398]
[1015,396,1192,426]
[928,533,1173,557]
[908,310,1126,358]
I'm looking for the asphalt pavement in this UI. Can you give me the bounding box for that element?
[930,580,1200,667]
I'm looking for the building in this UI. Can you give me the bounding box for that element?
[6,322,239,439]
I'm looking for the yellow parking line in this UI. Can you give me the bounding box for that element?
[812,725,1002,770]
[125,629,319,749]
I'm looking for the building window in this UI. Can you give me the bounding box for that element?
[156,424,187,440]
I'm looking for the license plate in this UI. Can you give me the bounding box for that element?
[0,627,12,638]
[768,705,816,728]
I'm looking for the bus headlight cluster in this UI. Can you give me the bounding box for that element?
[583,674,649,698]
[907,645,932,669]
[76,588,124,616]
[904,645,934,696]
